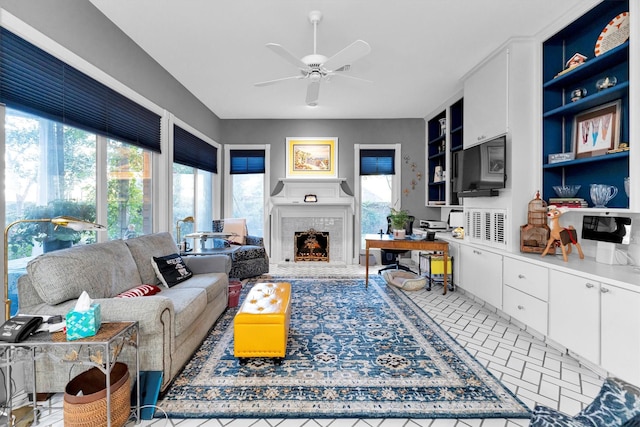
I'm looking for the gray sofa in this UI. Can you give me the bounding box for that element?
[17,232,230,392]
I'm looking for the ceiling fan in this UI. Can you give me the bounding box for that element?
[254,10,372,106]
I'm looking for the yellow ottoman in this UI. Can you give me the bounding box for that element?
[234,282,291,364]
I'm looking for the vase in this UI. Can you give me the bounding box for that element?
[393,229,406,239]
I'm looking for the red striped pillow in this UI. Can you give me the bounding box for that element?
[115,284,161,298]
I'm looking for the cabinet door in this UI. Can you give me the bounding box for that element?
[459,245,502,308]
[463,48,508,148]
[600,283,640,386]
[548,270,600,364]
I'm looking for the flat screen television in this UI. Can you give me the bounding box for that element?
[457,135,507,198]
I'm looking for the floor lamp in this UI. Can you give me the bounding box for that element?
[4,216,106,321]
[176,216,195,246]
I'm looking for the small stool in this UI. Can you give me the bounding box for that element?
[234,282,291,364]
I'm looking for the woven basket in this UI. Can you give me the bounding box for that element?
[63,362,130,427]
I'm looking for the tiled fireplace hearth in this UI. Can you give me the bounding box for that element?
[270,179,355,264]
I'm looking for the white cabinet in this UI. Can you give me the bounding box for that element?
[463,47,508,147]
[503,257,548,334]
[548,270,600,364]
[459,244,502,308]
[600,283,640,386]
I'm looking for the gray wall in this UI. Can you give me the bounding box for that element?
[0,0,223,142]
[222,119,430,219]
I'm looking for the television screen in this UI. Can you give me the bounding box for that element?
[582,216,632,245]
[459,136,506,194]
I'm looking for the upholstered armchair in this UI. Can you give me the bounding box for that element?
[212,219,269,279]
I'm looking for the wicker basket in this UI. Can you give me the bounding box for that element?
[63,362,130,427]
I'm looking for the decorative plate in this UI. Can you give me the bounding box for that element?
[595,12,629,56]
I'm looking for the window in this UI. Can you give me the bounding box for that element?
[355,144,401,249]
[172,122,219,240]
[225,147,269,239]
[107,139,153,240]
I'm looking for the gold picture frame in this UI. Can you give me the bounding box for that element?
[286,137,338,178]
[573,100,621,159]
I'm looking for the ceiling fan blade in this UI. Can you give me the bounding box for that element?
[265,43,308,69]
[322,40,371,71]
[254,75,303,87]
[329,72,373,84]
[306,81,320,105]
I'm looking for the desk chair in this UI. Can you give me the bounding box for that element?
[378,215,416,274]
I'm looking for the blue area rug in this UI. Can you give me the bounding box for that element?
[157,276,530,419]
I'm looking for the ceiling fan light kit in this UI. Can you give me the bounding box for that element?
[255,10,372,106]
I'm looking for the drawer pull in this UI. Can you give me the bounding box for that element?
[518,274,525,279]
[601,287,610,294]
[517,305,525,310]
[473,250,482,255]
[585,283,595,289]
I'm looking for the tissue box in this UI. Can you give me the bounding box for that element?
[65,303,101,340]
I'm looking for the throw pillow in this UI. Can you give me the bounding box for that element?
[115,284,161,298]
[151,253,193,287]
[574,377,640,427]
[222,218,247,245]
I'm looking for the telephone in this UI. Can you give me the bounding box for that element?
[0,315,43,343]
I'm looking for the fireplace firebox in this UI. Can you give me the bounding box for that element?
[294,229,329,262]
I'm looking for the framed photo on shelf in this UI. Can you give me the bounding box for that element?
[573,100,621,158]
[286,137,338,178]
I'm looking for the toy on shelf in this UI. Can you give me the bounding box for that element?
[541,205,584,262]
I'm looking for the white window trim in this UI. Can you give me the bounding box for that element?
[224,144,271,253]
[353,143,402,256]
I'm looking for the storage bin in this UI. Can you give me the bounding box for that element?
[63,362,130,427]
[228,279,242,307]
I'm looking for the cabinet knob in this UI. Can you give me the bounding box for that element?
[518,274,525,279]
[601,287,610,294]
[477,135,486,141]
[585,283,595,289]
[517,305,524,310]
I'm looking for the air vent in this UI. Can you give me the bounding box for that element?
[464,208,508,249]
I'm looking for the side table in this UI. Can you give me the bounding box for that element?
[0,321,140,426]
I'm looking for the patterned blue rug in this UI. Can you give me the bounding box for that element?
[156,276,530,419]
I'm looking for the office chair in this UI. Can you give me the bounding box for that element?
[378,215,417,274]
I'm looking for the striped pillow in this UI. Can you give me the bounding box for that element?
[115,284,161,298]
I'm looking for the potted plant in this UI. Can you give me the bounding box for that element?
[16,200,97,253]
[389,208,410,239]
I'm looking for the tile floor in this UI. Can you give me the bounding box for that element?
[29,262,603,427]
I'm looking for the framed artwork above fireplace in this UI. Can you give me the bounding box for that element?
[286,137,338,178]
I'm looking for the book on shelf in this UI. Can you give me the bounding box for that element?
[548,198,588,208]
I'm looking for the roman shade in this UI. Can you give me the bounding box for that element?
[0,27,161,152]
[229,149,266,174]
[359,149,395,175]
[173,124,218,173]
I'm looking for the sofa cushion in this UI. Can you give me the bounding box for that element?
[124,232,181,285]
[157,287,207,336]
[222,218,247,245]
[178,272,228,304]
[152,254,193,287]
[27,240,141,305]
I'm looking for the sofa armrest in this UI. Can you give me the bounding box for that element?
[245,235,264,246]
[183,254,231,275]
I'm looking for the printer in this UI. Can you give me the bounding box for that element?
[419,219,449,230]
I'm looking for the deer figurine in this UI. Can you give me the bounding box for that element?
[541,205,584,262]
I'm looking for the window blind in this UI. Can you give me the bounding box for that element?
[0,27,161,152]
[359,149,395,175]
[229,149,265,174]
[173,124,218,173]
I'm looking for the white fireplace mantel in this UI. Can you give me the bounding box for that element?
[269,178,355,264]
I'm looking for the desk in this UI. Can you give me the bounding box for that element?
[365,235,449,294]
[0,321,139,426]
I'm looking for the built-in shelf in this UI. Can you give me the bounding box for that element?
[543,151,629,169]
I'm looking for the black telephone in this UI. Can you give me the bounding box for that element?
[0,315,43,343]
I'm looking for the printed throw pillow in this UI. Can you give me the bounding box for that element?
[115,284,162,298]
[151,253,193,288]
